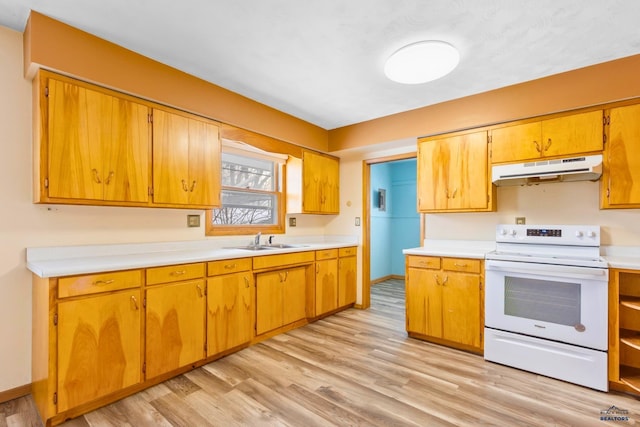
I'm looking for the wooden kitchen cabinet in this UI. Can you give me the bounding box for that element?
[417,130,495,212]
[39,72,151,205]
[405,255,483,353]
[608,268,640,395]
[206,259,253,356]
[144,263,206,379]
[152,108,222,208]
[56,280,143,412]
[338,246,357,307]
[286,150,340,214]
[601,103,640,208]
[490,110,603,164]
[315,249,339,316]
[256,266,307,335]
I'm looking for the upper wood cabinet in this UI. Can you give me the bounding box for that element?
[152,108,222,208]
[417,130,495,213]
[41,74,151,204]
[490,110,603,164]
[602,104,640,209]
[287,150,340,214]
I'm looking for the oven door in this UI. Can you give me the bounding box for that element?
[485,259,608,350]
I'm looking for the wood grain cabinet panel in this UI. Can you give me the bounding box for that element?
[338,252,357,307]
[315,257,338,316]
[57,289,142,412]
[287,150,340,214]
[405,255,483,353]
[491,110,603,164]
[152,108,221,208]
[256,266,306,335]
[145,280,206,379]
[45,76,150,204]
[417,130,493,213]
[207,272,253,356]
[602,104,640,208]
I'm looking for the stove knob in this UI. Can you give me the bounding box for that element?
[575,231,584,238]
[499,229,507,236]
[587,231,596,238]
[508,229,517,237]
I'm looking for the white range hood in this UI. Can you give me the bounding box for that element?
[492,154,603,186]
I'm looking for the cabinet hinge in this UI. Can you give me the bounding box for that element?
[204,343,207,354]
[143,298,146,308]
[53,392,57,405]
[607,187,610,199]
[148,113,153,123]
[603,115,610,126]
[44,178,49,189]
[53,313,58,326]
[148,187,154,196]
[44,87,49,97]
[142,362,146,375]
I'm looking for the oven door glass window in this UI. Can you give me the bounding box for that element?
[504,276,580,326]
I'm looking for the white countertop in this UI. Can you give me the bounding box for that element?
[403,239,495,260]
[602,246,640,270]
[27,236,358,278]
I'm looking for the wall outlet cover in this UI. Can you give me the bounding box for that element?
[289,217,297,227]
[515,217,526,225]
[187,214,200,227]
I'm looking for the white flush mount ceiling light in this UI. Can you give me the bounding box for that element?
[384,40,460,84]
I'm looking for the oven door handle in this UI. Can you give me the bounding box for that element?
[485,260,608,281]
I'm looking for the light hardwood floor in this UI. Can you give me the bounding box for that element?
[3,279,640,426]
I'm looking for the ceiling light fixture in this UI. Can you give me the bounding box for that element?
[384,40,460,84]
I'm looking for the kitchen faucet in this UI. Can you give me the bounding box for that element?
[254,232,261,246]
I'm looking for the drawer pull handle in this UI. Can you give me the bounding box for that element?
[196,285,203,298]
[454,263,467,268]
[130,295,139,310]
[224,263,237,270]
[93,279,115,285]
[419,261,430,266]
[171,270,187,276]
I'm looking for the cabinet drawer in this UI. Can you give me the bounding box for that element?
[316,249,338,260]
[406,255,440,270]
[146,263,205,285]
[58,270,142,298]
[339,246,357,257]
[253,251,315,270]
[442,258,481,274]
[207,258,252,276]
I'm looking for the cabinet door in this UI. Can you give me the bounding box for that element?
[57,290,141,412]
[207,272,253,356]
[316,259,338,315]
[48,79,109,200]
[186,118,221,206]
[47,78,150,203]
[604,104,640,207]
[145,280,206,379]
[446,131,489,210]
[338,256,357,307]
[442,272,481,348]
[542,110,603,158]
[302,151,340,214]
[417,138,448,211]
[256,270,283,335]
[282,266,307,326]
[152,109,191,205]
[490,122,541,164]
[406,267,442,335]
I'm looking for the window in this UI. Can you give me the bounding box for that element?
[206,141,286,235]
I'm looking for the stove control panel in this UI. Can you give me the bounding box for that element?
[496,224,600,246]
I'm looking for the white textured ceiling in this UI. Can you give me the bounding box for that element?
[2,0,640,130]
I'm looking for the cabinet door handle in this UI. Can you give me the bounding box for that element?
[190,180,197,192]
[93,279,115,286]
[170,270,187,276]
[92,168,102,184]
[284,271,288,282]
[181,179,189,192]
[224,263,237,270]
[434,274,441,286]
[450,188,457,199]
[442,275,448,286]
[196,284,203,298]
[544,138,552,152]
[244,276,250,288]
[130,295,139,310]
[104,171,114,185]
[533,140,542,153]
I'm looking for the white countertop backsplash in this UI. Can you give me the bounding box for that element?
[27,235,359,278]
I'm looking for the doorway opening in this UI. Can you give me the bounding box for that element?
[361,152,422,309]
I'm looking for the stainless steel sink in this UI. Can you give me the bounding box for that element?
[225,244,308,251]
[264,244,307,249]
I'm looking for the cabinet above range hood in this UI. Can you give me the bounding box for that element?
[492,154,603,186]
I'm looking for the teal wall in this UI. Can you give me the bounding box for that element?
[370,158,419,281]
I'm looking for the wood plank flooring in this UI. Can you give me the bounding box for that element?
[3,278,640,426]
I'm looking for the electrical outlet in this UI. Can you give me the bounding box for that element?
[355,217,361,226]
[515,217,526,225]
[289,217,297,227]
[187,214,200,227]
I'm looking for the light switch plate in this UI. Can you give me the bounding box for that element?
[187,214,200,227]
[355,217,361,226]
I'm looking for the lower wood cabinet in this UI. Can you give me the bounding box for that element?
[315,249,339,316]
[405,255,483,353]
[338,247,357,307]
[57,289,142,412]
[256,266,307,335]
